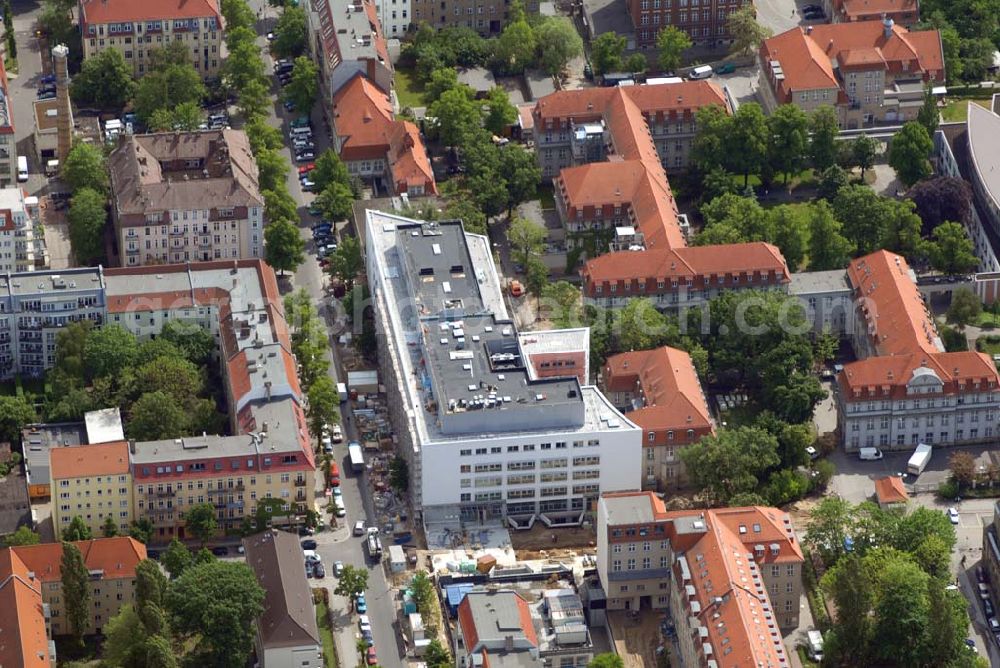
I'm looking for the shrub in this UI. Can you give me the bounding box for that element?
[937,478,960,500]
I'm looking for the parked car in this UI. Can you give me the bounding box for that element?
[366,646,377,665]
[332,424,344,443]
[355,592,367,613]
[948,507,960,524]
[989,617,1000,633]
[290,116,311,129]
[211,546,229,556]
[296,151,315,162]
[334,560,344,576]
[802,3,822,11]
[298,163,316,175]
[283,99,296,112]
[359,615,371,632]
[266,31,275,41]
[333,486,343,497]
[39,74,56,85]
[803,8,825,19]
[301,539,318,550]
[305,562,314,578]
[986,599,994,617]
[313,562,326,578]
[979,583,991,600]
[37,90,56,100]
[302,178,317,191]
[354,520,366,536]
[303,550,322,564]
[978,566,989,583]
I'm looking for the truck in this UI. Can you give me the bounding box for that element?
[366,532,383,561]
[348,442,365,473]
[907,443,932,476]
[337,382,348,403]
[806,630,824,662]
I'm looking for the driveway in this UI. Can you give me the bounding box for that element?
[756,0,812,35]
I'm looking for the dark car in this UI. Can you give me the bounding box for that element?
[302,539,318,550]
[978,566,988,583]
[802,3,822,11]
[211,546,229,556]
[313,562,326,578]
[147,549,161,560]
[803,9,825,19]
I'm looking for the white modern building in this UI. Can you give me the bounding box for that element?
[0,188,47,274]
[365,211,641,527]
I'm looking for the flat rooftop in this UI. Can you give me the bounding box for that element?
[0,267,104,297]
[788,269,852,295]
[21,422,87,487]
[85,407,125,445]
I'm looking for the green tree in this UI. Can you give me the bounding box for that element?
[691,104,732,172]
[590,32,626,76]
[135,355,203,405]
[727,103,769,186]
[67,187,107,265]
[71,48,136,110]
[917,84,940,136]
[135,558,168,612]
[806,496,853,564]
[872,559,930,667]
[809,106,840,171]
[311,149,352,192]
[307,375,340,438]
[678,427,780,505]
[4,525,41,546]
[484,86,518,136]
[221,0,255,31]
[728,5,771,57]
[699,193,772,242]
[133,49,207,121]
[494,17,536,74]
[807,200,853,271]
[507,216,547,269]
[162,538,194,579]
[161,320,215,366]
[167,560,265,668]
[143,634,179,668]
[763,468,810,506]
[61,541,92,647]
[525,257,549,306]
[83,324,138,380]
[429,87,481,146]
[102,605,147,668]
[62,515,93,541]
[624,53,648,74]
[821,554,872,665]
[334,564,370,609]
[264,187,300,224]
[888,121,933,187]
[425,68,462,104]
[285,56,318,113]
[950,450,977,490]
[102,515,120,538]
[769,204,808,270]
[541,281,581,327]
[389,456,410,494]
[445,192,488,235]
[264,218,306,276]
[184,502,218,545]
[498,144,540,217]
[767,104,809,183]
[329,236,364,289]
[63,143,109,194]
[238,79,272,125]
[817,164,849,201]
[0,395,35,445]
[589,653,625,668]
[129,391,189,440]
[655,26,691,72]
[948,287,982,328]
[851,133,877,179]
[615,298,677,352]
[927,221,978,274]
[424,638,452,668]
[536,17,583,76]
[273,5,308,58]
[130,518,153,544]
[832,185,887,255]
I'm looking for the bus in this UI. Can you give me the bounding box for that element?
[348,442,365,473]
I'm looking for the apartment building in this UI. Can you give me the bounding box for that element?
[455,590,541,666]
[758,20,944,128]
[244,530,322,668]
[306,0,393,102]
[6,537,146,636]
[602,346,714,492]
[0,57,15,187]
[410,0,538,34]
[597,492,802,663]
[788,268,855,337]
[372,0,410,37]
[0,267,107,380]
[581,242,791,311]
[838,251,1000,451]
[826,0,919,26]
[331,73,437,196]
[50,441,135,537]
[0,547,56,667]
[78,0,224,77]
[365,211,641,527]
[533,82,729,180]
[109,130,265,266]
[0,187,47,273]
[626,0,751,48]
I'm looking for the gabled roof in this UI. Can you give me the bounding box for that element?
[0,549,52,668]
[10,537,146,583]
[603,346,713,435]
[457,589,539,656]
[50,441,130,480]
[243,530,320,650]
[834,0,918,21]
[80,0,221,26]
[874,476,909,504]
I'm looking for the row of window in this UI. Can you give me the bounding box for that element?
[852,411,995,430]
[458,440,600,456]
[851,426,992,447]
[848,394,998,411]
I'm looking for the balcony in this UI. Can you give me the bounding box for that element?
[295,491,307,502]
[125,247,140,256]
[146,488,176,497]
[294,478,306,487]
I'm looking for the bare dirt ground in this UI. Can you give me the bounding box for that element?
[785,496,821,536]
[510,522,597,556]
[608,610,664,668]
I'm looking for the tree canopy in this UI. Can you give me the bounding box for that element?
[71,48,135,110]
[888,121,933,187]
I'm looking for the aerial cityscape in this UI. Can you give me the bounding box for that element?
[0,0,997,665]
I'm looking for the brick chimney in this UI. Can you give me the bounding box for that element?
[53,44,72,162]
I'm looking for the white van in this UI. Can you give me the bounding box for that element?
[688,65,714,80]
[289,126,312,138]
[806,630,824,662]
[16,155,28,182]
[858,447,883,461]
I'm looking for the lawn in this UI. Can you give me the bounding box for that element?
[315,600,338,668]
[976,311,1000,329]
[941,98,992,122]
[394,65,426,110]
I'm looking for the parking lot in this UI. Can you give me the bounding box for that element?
[755,0,822,35]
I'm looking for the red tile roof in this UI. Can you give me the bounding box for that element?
[833,0,919,22]
[11,537,146,583]
[840,251,1000,400]
[332,74,436,195]
[759,23,943,102]
[603,346,714,441]
[874,476,909,504]
[50,441,130,480]
[0,549,52,668]
[80,0,221,26]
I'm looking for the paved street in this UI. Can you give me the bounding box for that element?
[9,0,50,194]
[241,2,406,664]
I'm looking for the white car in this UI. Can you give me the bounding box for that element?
[358,614,371,631]
[332,425,343,443]
[805,446,819,460]
[321,434,332,447]
[353,520,366,536]
[333,560,344,577]
[948,507,960,525]
[303,549,322,563]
